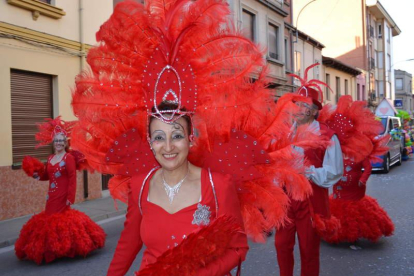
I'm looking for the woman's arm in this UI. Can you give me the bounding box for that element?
[359,158,372,185]
[107,176,144,276]
[197,174,249,276]
[65,154,77,205]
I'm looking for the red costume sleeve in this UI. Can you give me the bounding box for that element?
[107,175,143,276]
[66,154,77,205]
[39,157,50,181]
[197,173,249,276]
[359,158,372,184]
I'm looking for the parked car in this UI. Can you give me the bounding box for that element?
[371,116,403,173]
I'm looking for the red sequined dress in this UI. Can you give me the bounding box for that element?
[326,158,394,243]
[107,168,248,276]
[318,95,394,243]
[15,152,106,264]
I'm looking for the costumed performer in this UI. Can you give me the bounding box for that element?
[70,1,334,275]
[15,117,106,264]
[318,95,394,244]
[274,64,344,276]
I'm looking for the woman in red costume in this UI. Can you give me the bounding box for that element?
[318,95,395,244]
[70,0,333,275]
[15,117,106,264]
[106,102,248,276]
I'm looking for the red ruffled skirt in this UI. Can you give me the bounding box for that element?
[322,196,394,243]
[15,208,106,264]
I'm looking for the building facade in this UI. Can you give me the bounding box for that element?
[0,0,113,220]
[231,0,294,97]
[292,0,400,108]
[394,69,413,113]
[292,29,323,93]
[322,56,362,105]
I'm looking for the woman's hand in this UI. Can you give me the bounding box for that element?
[33,172,40,180]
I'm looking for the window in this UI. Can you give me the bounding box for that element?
[325,73,330,101]
[314,60,320,80]
[284,37,290,71]
[362,85,366,100]
[377,52,383,69]
[378,81,384,97]
[345,79,349,95]
[11,70,53,164]
[387,54,391,71]
[336,77,341,102]
[357,83,360,100]
[242,10,255,42]
[387,25,391,43]
[378,24,382,38]
[396,78,403,90]
[268,23,280,60]
[38,0,51,4]
[294,51,301,76]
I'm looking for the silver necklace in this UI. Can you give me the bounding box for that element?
[162,169,189,204]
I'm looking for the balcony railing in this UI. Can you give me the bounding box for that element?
[370,57,375,70]
[269,52,279,60]
[369,26,374,38]
[370,91,377,101]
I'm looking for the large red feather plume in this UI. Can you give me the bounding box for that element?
[70,0,336,242]
[319,95,388,163]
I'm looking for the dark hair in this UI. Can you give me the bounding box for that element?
[149,101,192,135]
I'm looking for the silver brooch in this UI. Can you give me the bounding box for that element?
[192,203,211,226]
[59,161,66,167]
[345,165,352,172]
[55,171,61,178]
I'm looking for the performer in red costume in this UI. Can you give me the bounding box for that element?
[70,1,335,275]
[275,64,344,276]
[15,117,105,264]
[106,102,248,276]
[318,95,394,244]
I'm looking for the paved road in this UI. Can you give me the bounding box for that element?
[1,160,413,276]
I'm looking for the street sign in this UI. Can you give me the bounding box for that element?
[394,99,403,108]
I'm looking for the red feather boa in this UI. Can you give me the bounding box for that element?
[136,215,241,276]
[22,156,45,177]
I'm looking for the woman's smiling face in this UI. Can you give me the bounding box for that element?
[149,117,190,171]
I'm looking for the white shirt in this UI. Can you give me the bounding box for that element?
[293,120,344,188]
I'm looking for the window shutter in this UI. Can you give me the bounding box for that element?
[11,69,53,164]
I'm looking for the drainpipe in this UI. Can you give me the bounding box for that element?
[79,0,85,71]
[79,0,88,199]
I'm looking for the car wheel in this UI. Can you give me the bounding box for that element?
[383,154,390,173]
[396,151,402,166]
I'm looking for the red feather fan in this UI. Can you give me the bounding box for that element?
[22,156,45,178]
[136,215,241,276]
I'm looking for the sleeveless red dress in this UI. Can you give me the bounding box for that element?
[15,153,106,264]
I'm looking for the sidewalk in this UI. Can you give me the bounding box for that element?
[0,192,127,249]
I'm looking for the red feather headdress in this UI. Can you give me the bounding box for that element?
[289,63,333,109]
[70,0,334,241]
[319,95,389,163]
[34,116,75,148]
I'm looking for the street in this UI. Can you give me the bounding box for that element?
[1,160,413,276]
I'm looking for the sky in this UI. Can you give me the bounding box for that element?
[380,0,414,75]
